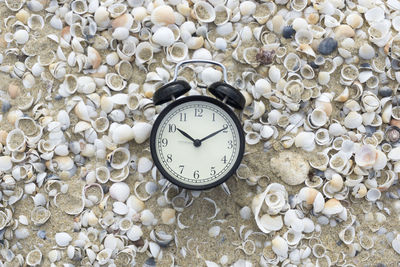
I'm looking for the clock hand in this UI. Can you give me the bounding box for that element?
[176,128,195,142]
[199,125,228,142]
[177,128,202,147]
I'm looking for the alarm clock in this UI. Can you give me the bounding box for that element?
[150,59,245,191]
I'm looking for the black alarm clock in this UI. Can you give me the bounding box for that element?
[150,59,245,191]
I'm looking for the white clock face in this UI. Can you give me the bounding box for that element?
[152,98,243,188]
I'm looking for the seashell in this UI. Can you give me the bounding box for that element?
[5,0,25,11]
[283,53,301,72]
[161,208,176,225]
[245,132,260,145]
[111,124,135,144]
[344,111,362,129]
[193,2,216,23]
[300,64,315,79]
[309,108,328,128]
[14,29,29,45]
[31,206,51,226]
[0,210,10,230]
[135,42,153,65]
[329,152,348,173]
[26,248,42,266]
[151,5,175,26]
[214,5,231,26]
[322,198,343,216]
[284,80,304,103]
[108,147,130,169]
[366,188,381,202]
[295,30,313,45]
[127,225,143,241]
[339,226,355,245]
[268,65,281,83]
[132,122,152,144]
[318,71,330,85]
[318,37,338,55]
[272,236,288,258]
[92,117,109,133]
[95,166,110,184]
[346,13,363,28]
[152,27,175,47]
[109,182,130,202]
[354,144,377,168]
[295,131,315,152]
[359,44,375,60]
[105,73,127,91]
[6,129,26,152]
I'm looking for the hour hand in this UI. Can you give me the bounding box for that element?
[176,128,195,142]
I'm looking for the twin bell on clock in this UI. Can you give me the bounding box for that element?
[149,59,246,191]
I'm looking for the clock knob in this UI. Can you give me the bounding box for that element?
[153,80,191,105]
[209,82,245,110]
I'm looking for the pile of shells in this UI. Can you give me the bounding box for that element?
[1,0,400,265]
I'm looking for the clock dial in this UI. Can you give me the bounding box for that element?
[151,96,244,189]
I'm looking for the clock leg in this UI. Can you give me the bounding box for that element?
[221,183,231,196]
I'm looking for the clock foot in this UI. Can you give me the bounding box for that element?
[221,183,231,196]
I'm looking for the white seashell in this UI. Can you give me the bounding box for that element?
[153,27,175,46]
[359,44,375,60]
[259,214,283,232]
[138,157,153,174]
[168,42,189,62]
[284,229,303,246]
[269,65,281,83]
[318,71,330,85]
[31,206,51,226]
[272,236,288,258]
[295,29,313,45]
[108,147,130,169]
[260,125,274,139]
[295,131,315,151]
[55,232,72,247]
[94,6,110,28]
[339,226,355,245]
[109,182,130,202]
[309,108,328,128]
[112,27,130,40]
[135,42,153,64]
[14,29,29,45]
[193,2,216,23]
[26,248,42,266]
[365,6,384,23]
[6,129,26,152]
[200,67,222,85]
[245,132,260,145]
[300,64,315,79]
[113,202,128,215]
[366,188,381,202]
[140,209,155,225]
[253,79,271,98]
[151,5,175,26]
[95,166,110,183]
[298,187,325,213]
[105,73,127,91]
[127,225,143,241]
[0,156,13,172]
[322,198,343,216]
[5,0,25,11]
[392,234,400,254]
[283,53,301,72]
[132,122,152,144]
[111,124,135,144]
[343,111,362,129]
[354,144,377,168]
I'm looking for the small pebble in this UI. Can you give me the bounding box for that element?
[282,25,296,39]
[1,101,11,113]
[318,37,338,55]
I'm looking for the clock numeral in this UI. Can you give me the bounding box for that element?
[166,154,172,163]
[179,113,187,121]
[223,124,228,133]
[194,108,203,117]
[168,124,176,132]
[161,138,168,147]
[210,167,216,176]
[212,113,215,121]
[221,155,227,164]
[179,165,184,174]
[193,170,199,179]
[227,140,233,149]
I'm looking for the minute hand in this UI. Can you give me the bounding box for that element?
[199,126,228,142]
